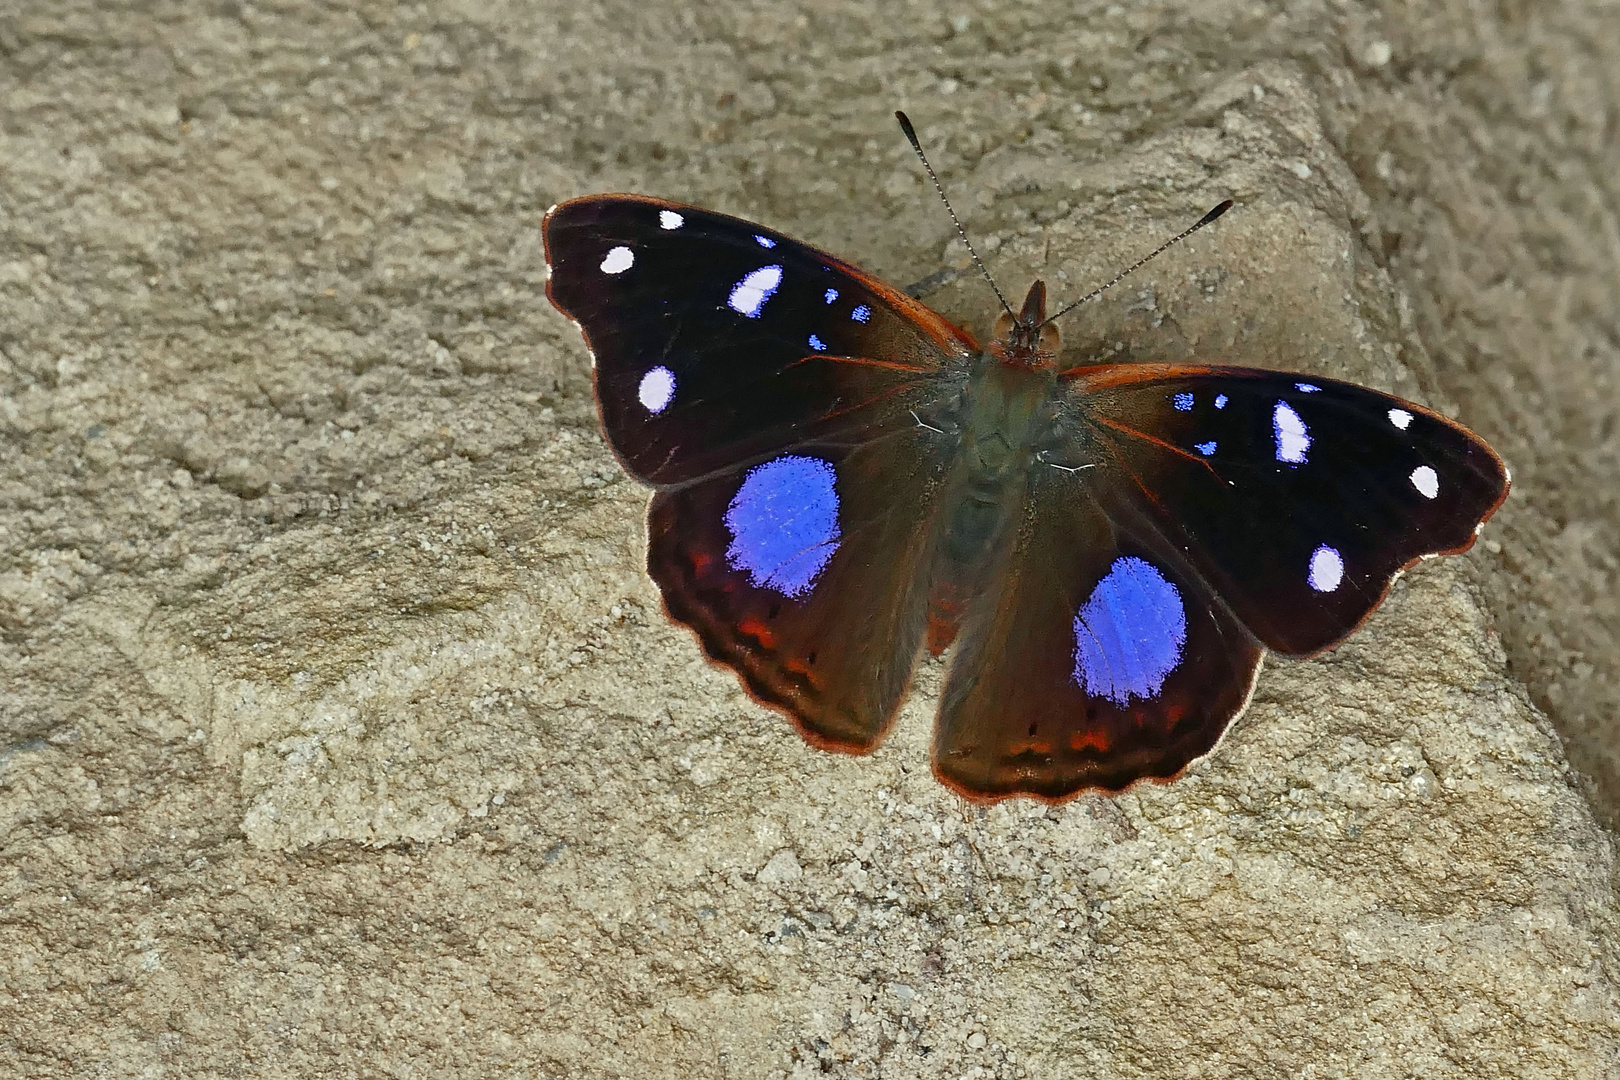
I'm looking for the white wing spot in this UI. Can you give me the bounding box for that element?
[728,265,783,318]
[1388,408,1413,430]
[1410,464,1439,499]
[1273,401,1311,464]
[1308,545,1344,592]
[659,210,684,230]
[638,366,676,414]
[599,246,634,275]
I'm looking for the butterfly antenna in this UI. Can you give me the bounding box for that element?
[1041,199,1234,328]
[896,110,1015,318]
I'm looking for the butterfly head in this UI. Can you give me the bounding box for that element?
[990,280,1061,371]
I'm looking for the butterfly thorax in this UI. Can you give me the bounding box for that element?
[928,292,1065,652]
[988,280,1061,371]
[958,281,1066,497]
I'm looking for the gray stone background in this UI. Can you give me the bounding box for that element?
[2,1,1617,1077]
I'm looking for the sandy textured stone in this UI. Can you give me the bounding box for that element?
[1,2,1616,1078]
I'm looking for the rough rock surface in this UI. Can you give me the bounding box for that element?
[1,2,1616,1077]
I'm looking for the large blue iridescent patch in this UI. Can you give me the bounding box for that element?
[1072,556,1188,705]
[723,455,842,598]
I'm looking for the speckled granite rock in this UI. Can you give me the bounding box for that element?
[1,2,1616,1078]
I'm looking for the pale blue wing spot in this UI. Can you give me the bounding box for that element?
[1214,394,1229,410]
[1296,382,1321,393]
[1194,440,1217,456]
[1172,392,1194,412]
[637,366,676,414]
[1071,557,1188,705]
[723,455,842,598]
[851,304,871,323]
[1273,401,1311,464]
[727,265,784,318]
[824,287,839,303]
[808,334,827,351]
[754,235,776,248]
[1307,545,1344,592]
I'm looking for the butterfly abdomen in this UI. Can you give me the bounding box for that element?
[927,359,1059,651]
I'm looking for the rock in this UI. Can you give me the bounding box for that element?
[1,2,1615,1078]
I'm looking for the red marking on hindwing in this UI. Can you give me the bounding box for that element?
[1069,728,1111,753]
[1010,738,1055,756]
[738,618,776,650]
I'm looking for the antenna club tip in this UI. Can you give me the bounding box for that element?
[895,111,919,143]
[1199,199,1235,226]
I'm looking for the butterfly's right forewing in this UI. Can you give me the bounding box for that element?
[1065,366,1509,655]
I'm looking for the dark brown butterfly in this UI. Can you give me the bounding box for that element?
[542,123,1507,802]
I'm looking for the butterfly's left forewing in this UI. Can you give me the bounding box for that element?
[544,195,978,486]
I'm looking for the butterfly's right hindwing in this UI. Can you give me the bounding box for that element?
[933,465,1264,800]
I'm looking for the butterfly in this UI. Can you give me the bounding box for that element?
[541,129,1508,803]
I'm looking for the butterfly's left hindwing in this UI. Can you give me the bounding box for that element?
[646,427,952,751]
[544,195,978,486]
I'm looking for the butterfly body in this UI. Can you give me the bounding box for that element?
[543,194,1509,802]
[929,323,1055,624]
